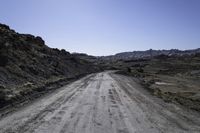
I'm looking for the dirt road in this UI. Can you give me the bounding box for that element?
[0,71,200,133]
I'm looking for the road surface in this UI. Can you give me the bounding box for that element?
[0,71,200,133]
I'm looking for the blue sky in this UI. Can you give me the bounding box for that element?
[0,0,200,55]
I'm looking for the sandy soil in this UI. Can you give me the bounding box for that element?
[0,71,200,133]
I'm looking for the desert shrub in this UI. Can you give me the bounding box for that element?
[0,54,8,66]
[0,85,6,105]
[137,68,144,73]
[127,67,131,73]
[0,90,6,101]
[195,53,200,57]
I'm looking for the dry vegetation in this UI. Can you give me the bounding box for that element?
[113,54,200,111]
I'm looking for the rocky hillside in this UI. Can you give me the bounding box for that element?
[72,53,98,64]
[0,23,100,109]
[113,53,200,111]
[100,48,200,61]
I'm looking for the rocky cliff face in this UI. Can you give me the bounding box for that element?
[0,23,100,108]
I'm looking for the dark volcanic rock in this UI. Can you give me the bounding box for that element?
[0,24,10,30]
[0,23,100,108]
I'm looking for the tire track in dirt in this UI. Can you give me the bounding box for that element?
[0,74,95,133]
[0,72,200,133]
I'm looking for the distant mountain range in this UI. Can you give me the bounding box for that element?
[99,48,200,61]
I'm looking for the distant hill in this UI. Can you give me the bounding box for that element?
[100,48,200,61]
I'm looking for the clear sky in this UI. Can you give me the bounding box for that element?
[0,0,200,56]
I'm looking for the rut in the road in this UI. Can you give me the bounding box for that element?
[0,72,200,133]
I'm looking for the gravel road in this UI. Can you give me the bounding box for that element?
[0,71,200,133]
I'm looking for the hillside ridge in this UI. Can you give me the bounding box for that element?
[0,23,100,109]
